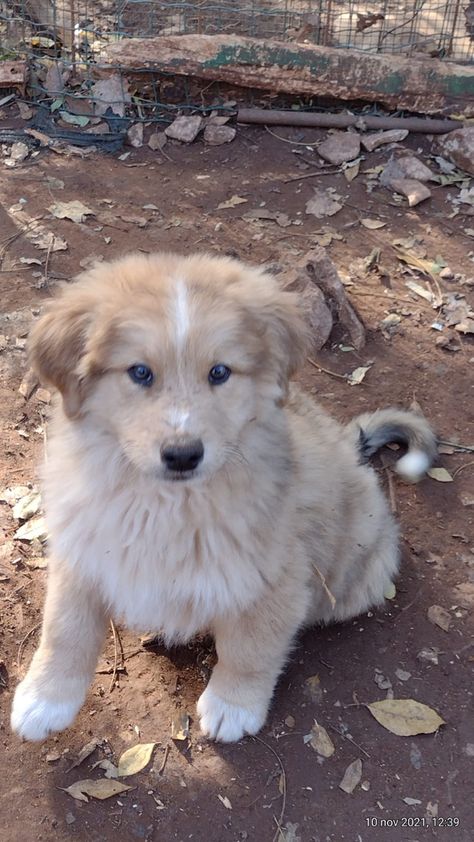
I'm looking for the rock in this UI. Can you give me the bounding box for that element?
[361,129,408,152]
[396,155,434,182]
[126,123,143,148]
[439,267,454,280]
[165,115,204,143]
[388,178,432,207]
[300,286,333,351]
[459,492,474,507]
[303,248,366,350]
[10,141,29,163]
[438,127,474,176]
[317,131,360,165]
[203,124,236,145]
[281,270,333,352]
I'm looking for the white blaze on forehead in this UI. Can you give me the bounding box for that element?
[167,407,190,431]
[173,278,190,350]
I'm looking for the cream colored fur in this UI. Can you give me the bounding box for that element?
[11,253,435,743]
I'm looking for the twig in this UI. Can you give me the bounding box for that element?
[17,623,40,669]
[437,439,474,453]
[312,563,336,609]
[109,619,125,693]
[43,236,53,286]
[265,125,320,146]
[283,168,341,183]
[327,723,371,759]
[158,743,171,775]
[307,357,347,381]
[251,735,287,842]
[380,455,397,514]
[453,460,474,478]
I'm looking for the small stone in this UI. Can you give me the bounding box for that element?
[439,267,454,280]
[389,178,431,207]
[10,141,29,163]
[65,812,76,825]
[203,124,236,146]
[0,334,8,351]
[126,123,143,148]
[395,668,411,682]
[460,492,474,507]
[361,129,408,151]
[361,780,371,791]
[417,647,440,665]
[396,155,434,182]
[318,131,360,166]
[165,115,204,143]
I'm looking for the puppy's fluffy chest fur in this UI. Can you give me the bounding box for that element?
[45,417,294,642]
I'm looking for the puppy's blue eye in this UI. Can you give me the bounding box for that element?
[208,364,231,385]
[128,364,154,387]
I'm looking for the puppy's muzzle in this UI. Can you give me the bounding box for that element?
[160,438,204,474]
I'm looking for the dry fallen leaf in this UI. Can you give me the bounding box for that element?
[427,467,453,483]
[15,515,47,542]
[217,195,248,210]
[171,712,190,741]
[12,490,41,521]
[361,218,386,229]
[347,365,371,386]
[305,189,343,219]
[339,758,362,793]
[305,721,335,757]
[67,738,101,772]
[217,794,232,810]
[367,699,445,736]
[279,823,301,842]
[343,161,360,182]
[427,604,452,632]
[49,201,95,223]
[92,759,119,778]
[117,743,155,777]
[61,778,132,802]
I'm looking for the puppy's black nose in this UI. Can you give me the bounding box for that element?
[161,439,204,472]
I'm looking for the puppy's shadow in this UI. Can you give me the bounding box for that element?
[141,632,216,678]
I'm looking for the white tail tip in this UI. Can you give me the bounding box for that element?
[396,450,431,483]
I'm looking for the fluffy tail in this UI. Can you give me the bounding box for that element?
[348,408,437,482]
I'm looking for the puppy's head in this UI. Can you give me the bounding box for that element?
[29,253,309,481]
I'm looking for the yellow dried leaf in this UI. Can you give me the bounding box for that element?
[339,758,362,793]
[344,161,360,182]
[117,743,155,777]
[62,778,132,802]
[361,218,386,229]
[307,721,335,757]
[427,467,453,483]
[367,699,445,736]
[217,195,248,210]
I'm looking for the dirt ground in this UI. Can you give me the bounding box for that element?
[0,116,473,842]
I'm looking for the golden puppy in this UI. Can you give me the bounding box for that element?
[11,253,436,742]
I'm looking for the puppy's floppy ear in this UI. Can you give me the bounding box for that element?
[259,286,310,395]
[28,288,95,419]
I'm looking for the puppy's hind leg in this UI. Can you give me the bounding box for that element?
[11,563,108,741]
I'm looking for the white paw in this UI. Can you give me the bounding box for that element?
[11,680,81,741]
[197,685,266,742]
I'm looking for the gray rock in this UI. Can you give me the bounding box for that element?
[318,131,360,165]
[438,127,474,176]
[165,115,204,143]
[204,124,236,145]
[361,129,408,152]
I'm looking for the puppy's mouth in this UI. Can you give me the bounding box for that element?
[162,468,200,482]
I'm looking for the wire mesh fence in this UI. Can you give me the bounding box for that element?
[1,1,473,126]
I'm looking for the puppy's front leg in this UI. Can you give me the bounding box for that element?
[11,563,108,741]
[197,577,309,742]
